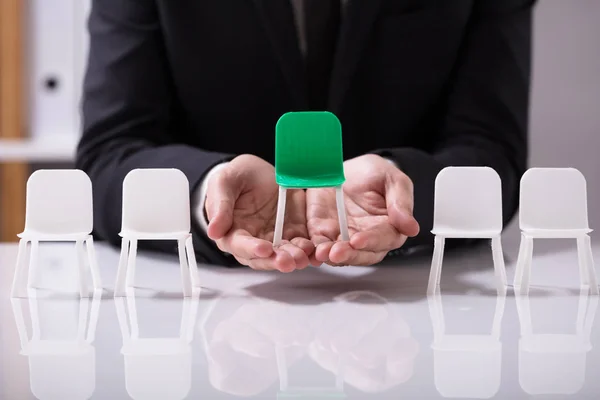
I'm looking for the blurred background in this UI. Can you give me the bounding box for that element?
[0,0,599,242]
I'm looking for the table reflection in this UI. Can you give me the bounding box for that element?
[203,290,419,397]
[10,289,101,400]
[428,292,506,399]
[115,293,200,400]
[516,290,598,395]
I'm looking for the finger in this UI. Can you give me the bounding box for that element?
[350,226,407,253]
[290,237,316,259]
[218,230,274,259]
[206,171,240,240]
[329,242,387,266]
[277,243,310,271]
[273,249,297,273]
[386,174,420,237]
[236,254,278,271]
[314,241,335,264]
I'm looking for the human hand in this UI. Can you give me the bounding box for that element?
[205,155,313,272]
[309,291,420,392]
[306,154,420,266]
[207,299,312,396]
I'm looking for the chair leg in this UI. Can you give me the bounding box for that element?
[178,238,192,297]
[583,235,599,295]
[114,238,130,297]
[76,239,90,298]
[491,236,507,293]
[427,236,445,295]
[86,290,102,343]
[27,240,39,290]
[335,186,350,241]
[273,186,287,247]
[86,237,103,290]
[519,236,534,295]
[125,239,138,294]
[10,298,29,350]
[513,234,527,288]
[577,235,590,285]
[185,236,200,289]
[11,239,29,298]
[77,297,90,341]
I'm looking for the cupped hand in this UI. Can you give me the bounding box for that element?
[205,155,313,272]
[306,154,420,266]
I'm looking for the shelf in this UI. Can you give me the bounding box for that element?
[0,137,77,162]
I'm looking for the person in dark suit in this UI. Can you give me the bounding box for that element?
[76,0,535,271]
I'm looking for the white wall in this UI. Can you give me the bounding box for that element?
[504,0,600,246]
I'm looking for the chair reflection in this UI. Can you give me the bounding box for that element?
[428,293,506,399]
[11,289,101,400]
[516,291,598,395]
[115,293,199,400]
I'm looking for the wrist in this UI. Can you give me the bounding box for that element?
[193,162,230,233]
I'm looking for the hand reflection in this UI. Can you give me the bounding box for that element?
[205,292,419,396]
[208,299,312,396]
[309,291,419,392]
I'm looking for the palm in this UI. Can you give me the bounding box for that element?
[305,155,418,266]
[232,183,308,243]
[307,186,392,244]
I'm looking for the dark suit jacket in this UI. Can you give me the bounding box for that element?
[76,0,535,265]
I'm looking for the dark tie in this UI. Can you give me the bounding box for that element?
[304,0,341,110]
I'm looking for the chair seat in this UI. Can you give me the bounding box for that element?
[18,231,91,241]
[521,228,592,238]
[119,230,191,240]
[431,228,501,239]
[520,334,591,353]
[122,338,190,355]
[276,174,345,189]
[23,340,93,355]
[433,335,501,351]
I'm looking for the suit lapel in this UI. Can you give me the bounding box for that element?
[329,0,384,112]
[252,0,308,109]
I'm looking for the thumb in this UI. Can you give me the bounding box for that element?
[206,170,239,240]
[386,173,420,237]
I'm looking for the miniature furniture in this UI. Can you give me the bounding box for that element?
[516,293,597,395]
[114,168,200,297]
[273,111,349,246]
[514,168,598,295]
[11,169,102,298]
[11,291,101,400]
[429,293,506,398]
[428,167,507,295]
[115,294,199,400]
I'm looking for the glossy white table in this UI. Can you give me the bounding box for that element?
[0,232,599,399]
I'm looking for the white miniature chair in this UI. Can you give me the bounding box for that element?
[11,169,102,298]
[114,168,200,297]
[428,293,506,399]
[11,290,101,400]
[427,167,507,295]
[276,342,345,398]
[115,294,199,400]
[516,293,597,395]
[514,168,599,295]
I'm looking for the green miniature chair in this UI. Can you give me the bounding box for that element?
[273,111,349,246]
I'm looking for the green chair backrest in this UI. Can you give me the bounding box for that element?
[275,111,345,188]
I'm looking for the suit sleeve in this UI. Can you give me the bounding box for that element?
[75,0,235,264]
[374,0,535,250]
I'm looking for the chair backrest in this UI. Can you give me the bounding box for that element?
[433,167,503,233]
[125,352,192,400]
[30,351,96,400]
[275,111,344,185]
[24,169,93,235]
[519,168,589,231]
[121,169,191,234]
